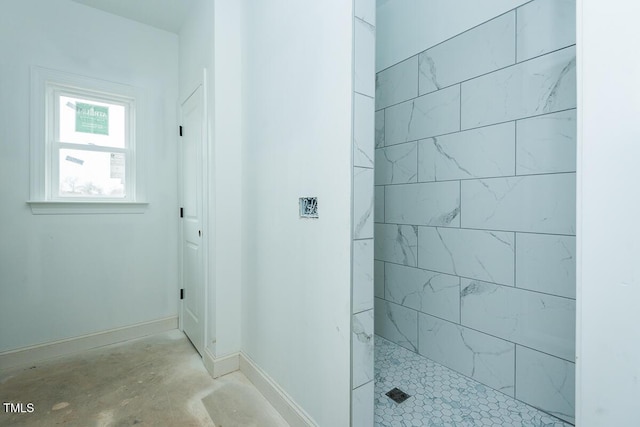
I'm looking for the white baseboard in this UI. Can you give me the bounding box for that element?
[239,352,317,427]
[202,348,239,378]
[0,316,178,371]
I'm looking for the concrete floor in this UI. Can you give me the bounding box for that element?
[0,330,290,427]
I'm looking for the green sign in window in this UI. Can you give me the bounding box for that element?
[75,102,109,135]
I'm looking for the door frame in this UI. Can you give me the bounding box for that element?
[178,68,209,355]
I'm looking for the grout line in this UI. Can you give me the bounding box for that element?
[515,7,518,64]
[514,344,518,399]
[459,180,462,228]
[376,258,576,301]
[376,296,576,364]
[378,170,577,187]
[376,44,576,112]
[459,83,463,131]
[354,90,375,100]
[375,0,537,73]
[514,233,518,287]
[377,221,576,238]
[381,107,577,149]
[459,277,462,324]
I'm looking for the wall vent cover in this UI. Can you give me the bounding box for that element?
[299,197,318,218]
[386,387,410,404]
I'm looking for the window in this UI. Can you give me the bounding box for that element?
[29,67,147,214]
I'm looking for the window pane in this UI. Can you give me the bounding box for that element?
[59,149,125,197]
[59,96,126,148]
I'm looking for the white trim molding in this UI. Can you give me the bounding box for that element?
[0,316,177,371]
[202,349,239,379]
[27,201,148,214]
[240,352,317,427]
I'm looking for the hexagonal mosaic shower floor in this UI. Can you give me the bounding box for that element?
[375,337,573,427]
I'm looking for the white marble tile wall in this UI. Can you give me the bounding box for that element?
[353,167,374,239]
[374,297,418,352]
[418,313,515,396]
[352,7,376,425]
[418,12,515,96]
[352,380,374,427]
[418,122,515,182]
[355,17,375,97]
[516,346,575,424]
[374,142,417,185]
[354,94,375,168]
[373,0,576,422]
[384,85,460,146]
[417,227,515,286]
[385,182,460,227]
[461,173,576,235]
[375,223,418,267]
[384,264,460,322]
[516,233,576,299]
[516,0,576,63]
[353,239,374,314]
[460,279,575,361]
[461,46,576,129]
[516,109,577,175]
[352,310,374,388]
[375,56,417,110]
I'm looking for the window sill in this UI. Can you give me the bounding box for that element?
[27,200,149,215]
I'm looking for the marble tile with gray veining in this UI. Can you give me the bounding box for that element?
[374,260,384,298]
[374,297,418,352]
[418,12,515,95]
[352,380,374,427]
[461,279,576,361]
[374,185,384,223]
[516,109,577,175]
[375,56,418,110]
[374,142,417,185]
[516,346,575,424]
[517,0,576,63]
[461,173,576,235]
[355,0,376,26]
[385,85,460,146]
[352,310,374,388]
[353,167,374,239]
[385,264,459,322]
[461,46,576,129]
[384,182,460,227]
[418,122,515,182]
[353,239,374,313]
[353,93,375,168]
[418,227,515,285]
[375,223,418,266]
[375,109,385,148]
[355,17,376,97]
[418,313,515,396]
[516,233,576,299]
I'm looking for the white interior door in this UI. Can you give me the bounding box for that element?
[180,84,205,355]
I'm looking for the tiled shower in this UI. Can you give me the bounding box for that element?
[373,0,576,425]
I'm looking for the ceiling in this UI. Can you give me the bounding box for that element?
[72,0,195,34]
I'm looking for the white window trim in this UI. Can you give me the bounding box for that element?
[28,66,148,214]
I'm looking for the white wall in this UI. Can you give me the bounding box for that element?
[577,1,640,424]
[0,0,179,353]
[241,1,354,425]
[376,0,529,71]
[179,0,243,359]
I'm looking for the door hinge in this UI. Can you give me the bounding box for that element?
[179,125,183,136]
[180,288,184,300]
[180,207,184,218]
